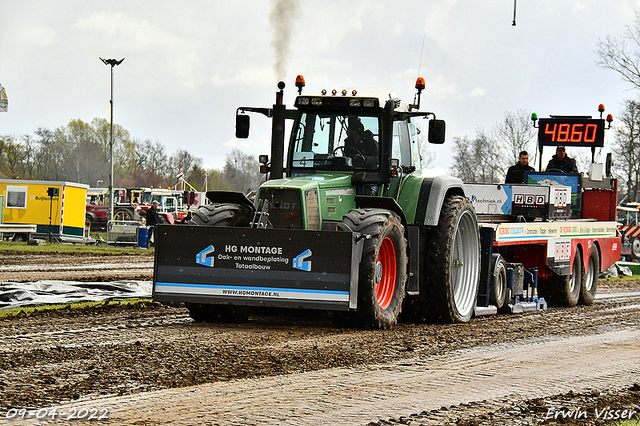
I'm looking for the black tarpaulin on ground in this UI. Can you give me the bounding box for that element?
[0,281,152,308]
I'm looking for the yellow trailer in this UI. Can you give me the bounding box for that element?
[0,179,88,242]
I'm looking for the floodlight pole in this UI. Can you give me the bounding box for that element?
[99,57,124,223]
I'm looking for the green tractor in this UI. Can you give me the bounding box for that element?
[153,77,481,329]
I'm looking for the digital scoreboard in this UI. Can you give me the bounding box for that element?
[537,117,605,148]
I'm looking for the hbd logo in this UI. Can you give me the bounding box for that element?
[514,194,546,206]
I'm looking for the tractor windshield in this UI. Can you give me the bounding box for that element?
[290,112,380,172]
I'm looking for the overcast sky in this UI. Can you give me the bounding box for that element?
[1,1,639,174]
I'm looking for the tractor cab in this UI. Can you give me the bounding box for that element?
[238,77,446,200]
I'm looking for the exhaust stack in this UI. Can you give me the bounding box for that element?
[270,81,286,180]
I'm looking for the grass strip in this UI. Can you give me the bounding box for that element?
[0,298,154,319]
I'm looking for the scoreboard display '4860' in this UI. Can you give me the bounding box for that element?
[537,117,605,147]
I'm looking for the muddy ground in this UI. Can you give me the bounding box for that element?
[0,251,153,282]
[0,250,638,425]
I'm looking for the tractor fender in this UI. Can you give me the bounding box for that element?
[413,175,466,226]
[158,212,176,225]
[86,212,98,222]
[355,195,408,232]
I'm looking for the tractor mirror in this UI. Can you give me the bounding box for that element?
[428,119,446,144]
[236,114,250,139]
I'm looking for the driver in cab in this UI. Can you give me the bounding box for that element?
[546,146,577,173]
[343,117,379,168]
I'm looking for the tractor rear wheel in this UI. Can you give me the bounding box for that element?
[190,203,252,227]
[341,209,407,329]
[425,195,481,323]
[114,208,133,222]
[579,245,599,305]
[186,203,253,322]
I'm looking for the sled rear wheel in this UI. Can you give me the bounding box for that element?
[579,245,599,305]
[539,249,583,307]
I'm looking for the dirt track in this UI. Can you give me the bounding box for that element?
[0,251,153,282]
[0,251,639,425]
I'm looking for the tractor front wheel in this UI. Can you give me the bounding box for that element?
[186,203,253,323]
[341,209,407,329]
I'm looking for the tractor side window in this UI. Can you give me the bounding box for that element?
[392,120,412,168]
[408,119,422,173]
[163,198,176,211]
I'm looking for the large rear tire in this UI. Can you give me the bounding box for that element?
[579,245,599,305]
[539,248,583,307]
[190,203,252,227]
[114,208,133,222]
[426,196,481,323]
[186,203,252,322]
[341,209,407,329]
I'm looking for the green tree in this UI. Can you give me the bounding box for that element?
[57,119,108,184]
[0,135,30,178]
[91,118,131,187]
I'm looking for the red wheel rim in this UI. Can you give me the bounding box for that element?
[376,237,397,309]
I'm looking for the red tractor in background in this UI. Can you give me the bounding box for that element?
[86,187,142,229]
[86,187,206,228]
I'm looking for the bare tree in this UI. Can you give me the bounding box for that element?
[223,149,262,193]
[450,130,503,184]
[474,129,503,183]
[419,145,435,169]
[596,9,640,90]
[493,109,537,172]
[450,136,477,182]
[169,149,203,186]
[613,99,640,202]
[33,127,59,179]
